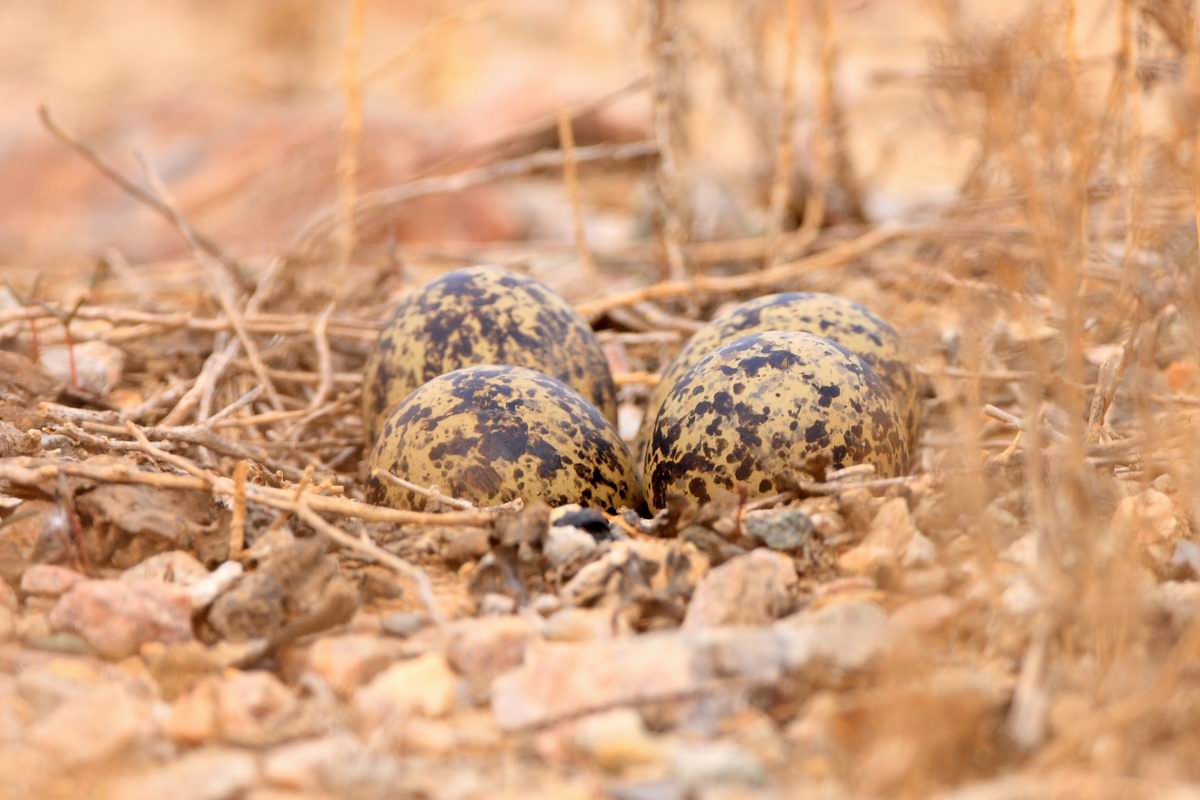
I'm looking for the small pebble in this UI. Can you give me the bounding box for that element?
[380,612,431,638]
[20,565,85,597]
[669,741,765,788]
[478,593,518,616]
[743,509,814,552]
[544,525,598,568]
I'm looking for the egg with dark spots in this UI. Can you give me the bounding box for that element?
[637,292,920,462]
[362,266,618,445]
[367,366,642,512]
[643,331,910,512]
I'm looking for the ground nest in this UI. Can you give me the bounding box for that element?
[3,2,1200,799]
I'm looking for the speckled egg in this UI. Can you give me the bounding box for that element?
[643,331,910,512]
[637,292,920,461]
[362,266,617,445]
[366,365,642,512]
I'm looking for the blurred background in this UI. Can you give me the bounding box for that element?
[0,0,1124,274]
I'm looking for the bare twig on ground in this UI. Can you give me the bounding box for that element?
[0,455,495,528]
[293,501,447,630]
[230,459,249,557]
[371,468,478,511]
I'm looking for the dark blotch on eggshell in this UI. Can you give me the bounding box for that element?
[643,331,910,512]
[637,292,920,463]
[362,266,617,445]
[366,365,642,513]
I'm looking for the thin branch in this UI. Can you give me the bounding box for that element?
[575,223,906,319]
[294,140,658,253]
[0,455,495,528]
[293,502,447,630]
[134,153,285,413]
[37,106,242,279]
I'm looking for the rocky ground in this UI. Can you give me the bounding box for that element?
[3,1,1200,799]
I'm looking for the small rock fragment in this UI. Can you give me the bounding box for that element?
[743,509,815,552]
[669,741,765,788]
[1001,534,1038,568]
[572,709,663,770]
[76,483,220,548]
[207,572,287,642]
[891,595,961,635]
[386,717,460,756]
[543,607,622,641]
[49,579,193,659]
[838,497,922,578]
[531,593,561,616]
[0,677,33,742]
[445,615,537,686]
[307,635,405,697]
[186,561,244,611]
[492,634,695,730]
[215,670,299,745]
[550,505,614,538]
[0,580,16,613]
[109,747,259,800]
[837,544,893,578]
[478,592,518,616]
[683,549,797,629]
[1170,540,1200,580]
[544,525,598,568]
[40,341,124,395]
[353,653,459,729]
[777,600,891,672]
[263,734,360,790]
[1115,488,1181,573]
[0,500,64,583]
[26,683,151,766]
[379,612,430,638]
[121,550,209,586]
[902,532,937,567]
[1000,577,1041,617]
[1153,581,1200,628]
[608,780,687,800]
[166,678,218,745]
[19,565,85,597]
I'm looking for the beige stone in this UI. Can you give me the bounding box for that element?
[353,653,459,730]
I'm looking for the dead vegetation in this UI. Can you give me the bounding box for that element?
[2,0,1200,798]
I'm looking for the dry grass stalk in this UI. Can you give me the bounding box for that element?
[308,303,336,411]
[230,459,249,556]
[136,157,286,415]
[648,0,690,281]
[796,0,834,243]
[557,108,596,281]
[334,0,367,291]
[766,0,802,267]
[371,468,477,511]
